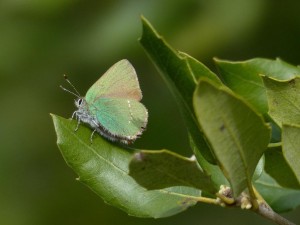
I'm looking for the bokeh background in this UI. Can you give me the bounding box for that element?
[1,0,300,224]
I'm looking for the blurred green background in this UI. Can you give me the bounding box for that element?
[1,0,300,224]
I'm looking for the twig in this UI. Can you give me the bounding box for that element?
[194,196,219,205]
[252,185,295,225]
[255,202,295,225]
[214,185,296,225]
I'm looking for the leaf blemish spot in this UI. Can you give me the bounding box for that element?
[134,152,146,161]
[179,198,194,207]
[189,155,196,161]
[219,124,225,131]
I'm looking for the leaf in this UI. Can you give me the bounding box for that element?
[179,52,221,85]
[193,79,271,197]
[51,114,202,218]
[265,144,300,189]
[129,150,218,194]
[255,172,300,213]
[139,16,221,164]
[253,156,265,181]
[262,76,300,127]
[282,124,300,184]
[214,58,300,114]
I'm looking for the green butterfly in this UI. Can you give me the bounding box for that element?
[62,59,148,144]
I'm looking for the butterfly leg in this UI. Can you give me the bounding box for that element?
[90,129,97,143]
[71,111,80,132]
[74,117,81,131]
[71,111,77,119]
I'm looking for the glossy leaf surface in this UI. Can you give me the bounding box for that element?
[52,114,202,218]
[129,150,217,193]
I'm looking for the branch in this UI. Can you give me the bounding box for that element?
[215,185,296,225]
[255,202,295,225]
[252,185,295,225]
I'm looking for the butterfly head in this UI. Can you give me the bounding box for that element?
[75,98,86,109]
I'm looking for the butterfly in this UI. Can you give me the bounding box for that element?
[61,59,148,144]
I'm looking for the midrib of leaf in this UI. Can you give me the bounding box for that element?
[159,189,200,199]
[223,69,264,88]
[185,58,198,83]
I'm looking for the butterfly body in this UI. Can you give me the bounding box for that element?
[71,59,148,144]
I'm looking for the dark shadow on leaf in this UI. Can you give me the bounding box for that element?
[129,150,218,194]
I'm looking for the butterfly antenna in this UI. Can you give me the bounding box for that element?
[60,74,81,97]
[60,85,80,98]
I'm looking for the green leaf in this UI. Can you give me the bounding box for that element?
[139,16,221,164]
[193,79,271,197]
[214,58,300,114]
[265,144,300,189]
[282,124,300,184]
[51,114,202,218]
[255,172,300,213]
[262,76,300,127]
[179,52,221,85]
[129,150,218,194]
[253,156,265,181]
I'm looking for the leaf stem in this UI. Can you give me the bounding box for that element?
[215,192,235,205]
[194,196,219,205]
[268,142,282,148]
[247,184,259,209]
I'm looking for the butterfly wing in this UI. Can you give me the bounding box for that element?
[89,98,148,140]
[86,59,142,103]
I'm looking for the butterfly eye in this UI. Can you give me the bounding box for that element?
[78,98,83,105]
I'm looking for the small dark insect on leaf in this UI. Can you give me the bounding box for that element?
[180,198,195,206]
[219,124,225,131]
